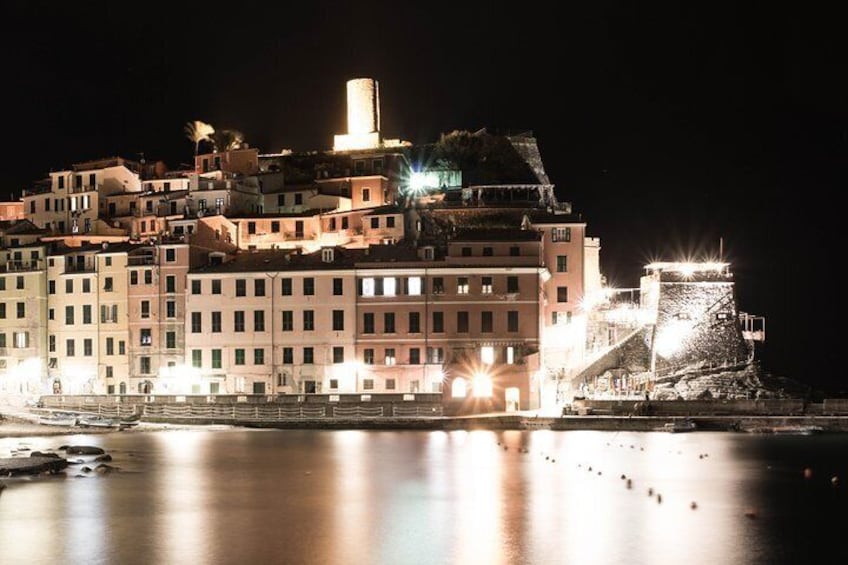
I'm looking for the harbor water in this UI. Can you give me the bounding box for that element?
[1,429,846,564]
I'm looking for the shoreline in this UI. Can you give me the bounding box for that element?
[5,412,848,437]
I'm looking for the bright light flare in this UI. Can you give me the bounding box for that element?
[654,319,693,358]
[472,372,493,398]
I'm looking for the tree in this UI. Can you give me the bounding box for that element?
[184,120,215,155]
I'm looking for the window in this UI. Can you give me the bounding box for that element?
[255,279,265,296]
[140,329,152,346]
[342,217,349,230]
[364,348,375,365]
[303,278,314,295]
[508,311,519,332]
[271,221,280,233]
[333,278,343,295]
[409,312,420,333]
[387,217,395,228]
[212,349,222,369]
[506,346,515,364]
[130,271,139,286]
[295,220,304,237]
[362,187,371,202]
[66,279,73,293]
[84,338,93,356]
[552,227,572,242]
[427,347,444,363]
[384,312,395,333]
[66,339,75,357]
[408,277,422,295]
[294,193,303,205]
[481,346,495,365]
[329,379,339,390]
[105,337,113,355]
[457,311,469,333]
[282,347,294,364]
[235,349,245,365]
[385,348,396,366]
[363,313,375,334]
[303,310,314,331]
[65,305,74,325]
[483,247,493,256]
[166,300,176,318]
[234,311,245,332]
[332,310,344,331]
[322,248,334,263]
[14,331,29,349]
[166,332,176,349]
[192,280,201,294]
[140,357,151,374]
[557,286,568,303]
[507,276,519,293]
[370,217,379,229]
[281,278,292,295]
[49,280,55,295]
[81,304,92,324]
[144,270,152,284]
[212,279,222,294]
[236,279,246,296]
[192,350,202,368]
[409,348,421,365]
[509,246,520,256]
[282,311,293,331]
[361,277,375,297]
[432,277,444,294]
[82,279,90,293]
[254,310,265,331]
[106,367,113,379]
[254,349,265,365]
[363,379,374,391]
[16,302,25,319]
[119,341,125,355]
[248,222,256,235]
[0,304,4,319]
[481,311,493,333]
[192,312,202,333]
[333,346,344,363]
[432,311,444,333]
[461,247,472,257]
[141,300,150,318]
[303,347,314,364]
[457,277,469,294]
[48,308,54,321]
[166,248,176,262]
[556,255,568,273]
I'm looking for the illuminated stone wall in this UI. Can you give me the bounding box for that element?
[652,281,749,371]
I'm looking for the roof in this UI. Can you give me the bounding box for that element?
[451,228,541,242]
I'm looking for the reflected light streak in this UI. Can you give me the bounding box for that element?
[331,430,370,564]
[453,430,502,564]
[154,431,211,564]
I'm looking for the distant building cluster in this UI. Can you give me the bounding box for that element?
[0,78,762,411]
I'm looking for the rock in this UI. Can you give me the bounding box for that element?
[65,446,105,455]
[81,466,92,473]
[30,451,61,459]
[93,454,112,462]
[95,464,117,474]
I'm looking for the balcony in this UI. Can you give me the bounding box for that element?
[4,259,44,272]
[128,254,157,266]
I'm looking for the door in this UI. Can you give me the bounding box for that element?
[505,388,520,413]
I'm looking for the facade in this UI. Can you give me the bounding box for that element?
[0,78,661,414]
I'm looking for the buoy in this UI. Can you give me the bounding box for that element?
[803,467,813,480]
[690,501,698,510]
[620,474,626,480]
[657,494,662,504]
[648,488,654,496]
[597,471,602,476]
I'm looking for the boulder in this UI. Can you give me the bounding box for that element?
[65,446,105,455]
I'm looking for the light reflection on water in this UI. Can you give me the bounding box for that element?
[1,430,847,565]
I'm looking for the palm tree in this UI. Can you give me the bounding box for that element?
[184,120,215,155]
[213,129,245,152]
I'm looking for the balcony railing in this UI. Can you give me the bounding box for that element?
[4,260,44,272]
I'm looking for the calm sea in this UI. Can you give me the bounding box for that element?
[1,429,846,565]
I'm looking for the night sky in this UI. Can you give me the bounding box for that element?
[3,3,844,392]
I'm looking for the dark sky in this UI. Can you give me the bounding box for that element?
[3,2,845,391]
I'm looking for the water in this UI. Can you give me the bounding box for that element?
[1,429,846,565]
